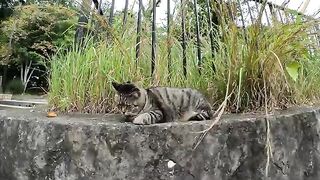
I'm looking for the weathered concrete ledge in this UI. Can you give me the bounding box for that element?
[1,107,320,180]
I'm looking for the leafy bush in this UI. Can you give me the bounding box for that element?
[6,79,24,94]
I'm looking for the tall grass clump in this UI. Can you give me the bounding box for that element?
[49,32,211,113]
[49,3,320,113]
[49,36,139,113]
[198,2,320,112]
[208,19,320,111]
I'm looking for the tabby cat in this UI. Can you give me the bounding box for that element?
[112,81,213,125]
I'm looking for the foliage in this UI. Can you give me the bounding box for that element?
[0,0,16,20]
[49,25,320,113]
[0,4,77,65]
[49,1,320,113]
[6,78,24,94]
[0,3,77,92]
[211,21,319,111]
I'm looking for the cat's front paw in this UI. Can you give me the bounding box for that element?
[132,114,150,125]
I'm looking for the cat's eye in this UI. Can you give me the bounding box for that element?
[130,104,139,108]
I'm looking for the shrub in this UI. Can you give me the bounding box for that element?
[6,79,24,94]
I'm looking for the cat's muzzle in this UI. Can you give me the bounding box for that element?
[124,114,135,122]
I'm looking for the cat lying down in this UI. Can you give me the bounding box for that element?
[112,81,213,125]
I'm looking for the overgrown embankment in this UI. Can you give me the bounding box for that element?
[49,19,320,113]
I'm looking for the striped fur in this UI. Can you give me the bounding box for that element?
[112,81,213,125]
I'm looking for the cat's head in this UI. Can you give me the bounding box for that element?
[112,81,146,121]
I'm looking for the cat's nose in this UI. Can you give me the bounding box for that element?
[124,112,135,117]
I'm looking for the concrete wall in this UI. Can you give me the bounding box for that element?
[0,107,320,180]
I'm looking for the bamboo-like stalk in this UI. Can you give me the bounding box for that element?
[122,0,129,33]
[257,0,268,25]
[245,0,254,24]
[98,0,102,14]
[206,0,216,72]
[109,0,115,26]
[236,0,248,43]
[277,9,284,23]
[268,3,275,18]
[151,0,157,76]
[167,0,172,78]
[193,0,202,72]
[205,0,215,56]
[282,2,291,24]
[263,1,271,26]
[135,0,143,62]
[181,0,187,77]
[236,0,246,27]
[92,0,103,15]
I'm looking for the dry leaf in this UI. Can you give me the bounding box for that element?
[47,111,57,118]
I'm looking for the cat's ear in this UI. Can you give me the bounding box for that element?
[112,81,121,92]
[112,81,139,94]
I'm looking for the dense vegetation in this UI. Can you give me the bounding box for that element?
[1,0,320,113]
[0,0,77,93]
[49,1,320,113]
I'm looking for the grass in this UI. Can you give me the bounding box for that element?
[214,21,320,111]
[49,5,320,114]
